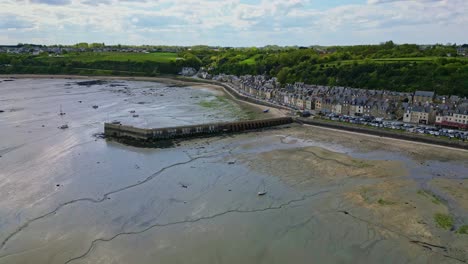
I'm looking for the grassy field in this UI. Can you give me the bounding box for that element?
[37,52,179,63]
[240,54,262,65]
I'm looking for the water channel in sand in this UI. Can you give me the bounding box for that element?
[0,78,467,264]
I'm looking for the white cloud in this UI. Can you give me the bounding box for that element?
[0,0,466,45]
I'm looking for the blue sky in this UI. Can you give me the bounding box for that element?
[0,0,466,46]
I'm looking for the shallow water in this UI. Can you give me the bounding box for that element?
[0,79,467,264]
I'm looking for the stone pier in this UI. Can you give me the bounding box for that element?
[104,117,293,141]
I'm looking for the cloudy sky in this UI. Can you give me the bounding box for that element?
[0,0,466,46]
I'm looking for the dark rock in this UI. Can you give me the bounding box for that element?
[76,80,106,86]
[109,83,126,87]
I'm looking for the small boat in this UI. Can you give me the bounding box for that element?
[129,110,136,113]
[92,105,99,109]
[59,124,69,129]
[59,105,66,116]
[132,114,139,118]
[257,191,267,196]
[263,109,270,113]
[111,120,121,125]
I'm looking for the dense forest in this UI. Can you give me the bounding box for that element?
[1,41,467,96]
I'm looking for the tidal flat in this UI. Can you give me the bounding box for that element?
[0,78,467,264]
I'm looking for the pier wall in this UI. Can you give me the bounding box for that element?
[105,117,293,141]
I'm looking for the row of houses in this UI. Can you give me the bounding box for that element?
[394,92,467,130]
[208,73,468,130]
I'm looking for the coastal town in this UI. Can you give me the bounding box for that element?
[189,68,468,140]
[2,0,468,263]
[0,44,184,55]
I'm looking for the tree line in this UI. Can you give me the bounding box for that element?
[1,41,467,96]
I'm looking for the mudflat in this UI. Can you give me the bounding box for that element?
[0,78,466,264]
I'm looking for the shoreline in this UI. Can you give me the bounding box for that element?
[303,124,468,152]
[0,73,218,87]
[298,118,468,150]
[0,74,285,118]
[2,74,466,150]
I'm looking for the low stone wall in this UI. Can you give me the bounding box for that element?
[217,83,291,111]
[297,118,468,150]
[177,77,291,111]
[105,117,293,141]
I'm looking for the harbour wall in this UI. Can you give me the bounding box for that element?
[104,117,293,141]
[297,118,468,150]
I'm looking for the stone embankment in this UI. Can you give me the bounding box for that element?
[176,77,291,112]
[297,118,468,150]
[105,117,293,142]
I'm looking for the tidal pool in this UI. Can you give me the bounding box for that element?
[0,78,467,264]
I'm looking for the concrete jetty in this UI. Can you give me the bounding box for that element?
[104,117,293,141]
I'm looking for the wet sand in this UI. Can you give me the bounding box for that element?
[0,78,467,264]
[0,74,285,119]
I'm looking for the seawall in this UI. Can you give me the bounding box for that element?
[216,83,291,111]
[297,118,468,150]
[176,77,291,112]
[105,117,293,141]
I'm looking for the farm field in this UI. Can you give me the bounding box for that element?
[35,52,179,63]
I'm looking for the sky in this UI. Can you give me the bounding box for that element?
[0,0,466,46]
